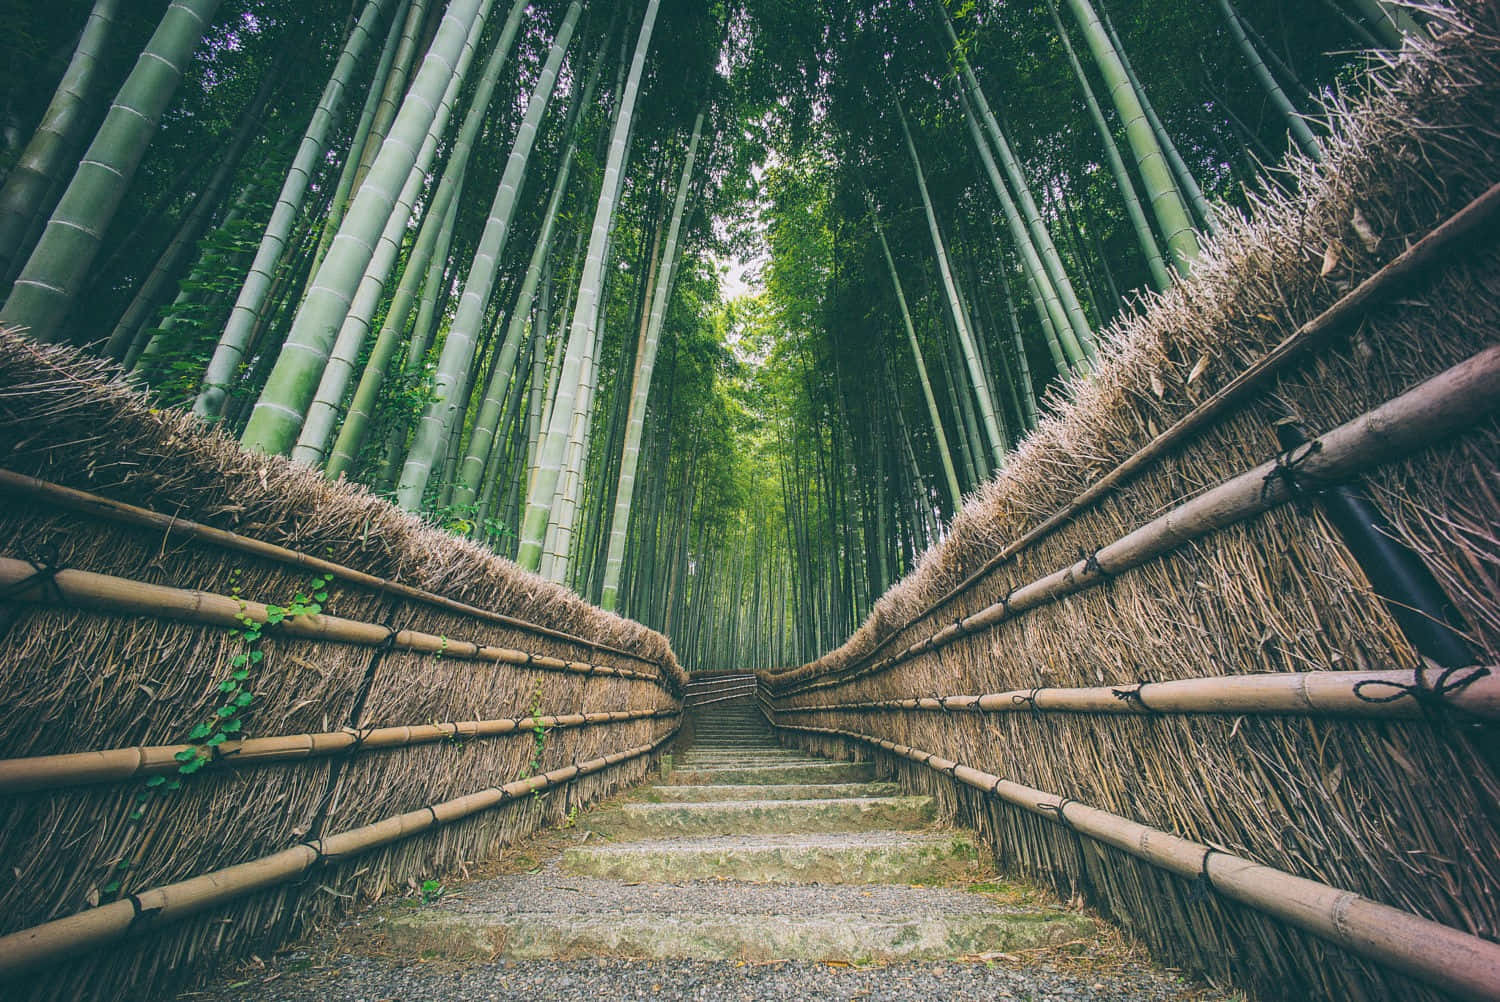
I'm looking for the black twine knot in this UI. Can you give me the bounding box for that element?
[1011,688,1042,715]
[1352,665,1491,712]
[0,543,66,603]
[1188,848,1222,903]
[1079,548,1110,579]
[1111,682,1159,714]
[998,588,1014,618]
[1041,797,1079,831]
[377,627,401,654]
[1261,439,1324,507]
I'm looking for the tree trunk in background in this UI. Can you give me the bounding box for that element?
[396,0,580,510]
[0,0,120,291]
[1,0,224,343]
[301,0,533,472]
[869,199,962,511]
[895,97,1007,468]
[194,0,393,420]
[600,111,704,610]
[1062,0,1201,274]
[1047,0,1172,292]
[1216,0,1323,161]
[240,0,491,456]
[518,0,661,571]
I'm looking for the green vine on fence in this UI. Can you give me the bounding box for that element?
[102,569,334,898]
[520,680,547,799]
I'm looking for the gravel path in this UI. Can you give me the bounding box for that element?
[195,954,1214,1001]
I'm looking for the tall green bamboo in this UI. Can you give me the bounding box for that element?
[1062,0,1201,273]
[517,0,661,571]
[895,97,1007,468]
[868,198,963,510]
[451,62,596,512]
[299,0,532,471]
[0,0,224,343]
[0,0,120,290]
[1095,0,1217,233]
[1045,0,1172,291]
[599,111,704,611]
[396,0,581,510]
[240,0,492,456]
[934,2,1096,360]
[194,0,394,419]
[1215,0,1323,161]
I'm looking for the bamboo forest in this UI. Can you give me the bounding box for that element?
[0,0,1402,667]
[2,0,1498,999]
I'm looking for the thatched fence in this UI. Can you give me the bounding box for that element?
[761,4,1500,1000]
[0,332,686,1001]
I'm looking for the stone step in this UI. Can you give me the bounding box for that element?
[587,796,935,837]
[665,762,876,785]
[642,782,902,802]
[563,831,978,884]
[380,900,1092,964]
[674,754,828,766]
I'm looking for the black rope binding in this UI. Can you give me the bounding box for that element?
[1188,848,1222,903]
[998,588,1014,619]
[1261,438,1324,507]
[377,626,401,654]
[1040,797,1079,831]
[952,617,969,638]
[1079,548,1110,579]
[1011,687,1043,716]
[1352,665,1491,712]
[1111,681,1160,714]
[0,543,66,603]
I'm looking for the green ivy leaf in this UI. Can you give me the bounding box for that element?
[188,723,213,740]
[166,778,181,791]
[206,732,228,747]
[234,691,254,707]
[145,775,166,788]
[218,679,239,693]
[102,880,120,895]
[174,748,197,763]
[232,669,249,681]
[249,650,264,663]
[178,757,206,775]
[216,705,238,718]
[221,718,243,733]
[231,653,249,667]
[314,591,328,602]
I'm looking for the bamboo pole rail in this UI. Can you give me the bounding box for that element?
[778,343,1500,695]
[815,183,1500,681]
[0,558,668,685]
[0,708,677,794]
[0,731,674,979]
[773,721,1500,1002]
[0,469,661,671]
[773,665,1499,719]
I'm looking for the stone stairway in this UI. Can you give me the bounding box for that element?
[203,695,1210,999]
[369,694,1092,964]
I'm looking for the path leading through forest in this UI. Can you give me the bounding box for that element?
[189,692,1216,1001]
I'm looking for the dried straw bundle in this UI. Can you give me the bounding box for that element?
[0,333,684,1000]
[764,3,1500,999]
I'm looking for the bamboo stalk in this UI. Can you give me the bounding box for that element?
[790,182,1500,685]
[0,558,671,686]
[779,342,1500,693]
[0,470,663,670]
[0,708,676,794]
[775,666,1499,720]
[0,733,674,979]
[774,722,1500,1001]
